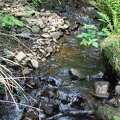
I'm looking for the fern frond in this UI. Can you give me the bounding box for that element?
[98,12,111,23]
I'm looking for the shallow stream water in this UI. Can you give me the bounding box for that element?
[0,1,109,120]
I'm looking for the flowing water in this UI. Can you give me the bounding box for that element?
[0,1,108,120]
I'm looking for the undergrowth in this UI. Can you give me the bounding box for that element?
[90,0,120,34]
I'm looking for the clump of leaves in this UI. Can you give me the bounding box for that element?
[77,24,110,48]
[0,12,24,29]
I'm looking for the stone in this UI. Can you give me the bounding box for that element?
[115,85,120,95]
[50,26,56,32]
[50,31,63,39]
[57,18,64,25]
[3,49,15,59]
[37,19,46,28]
[63,24,69,29]
[31,25,40,34]
[42,27,49,33]
[41,33,51,38]
[41,58,46,62]
[94,81,109,99]
[15,51,26,62]
[69,68,85,80]
[30,59,39,69]
[39,48,46,54]
[45,46,53,53]
[22,68,32,75]
[91,72,104,79]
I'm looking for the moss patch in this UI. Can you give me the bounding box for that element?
[101,34,120,77]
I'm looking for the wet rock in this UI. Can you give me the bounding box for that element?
[15,51,26,62]
[105,98,119,107]
[115,85,120,95]
[93,81,109,99]
[91,72,104,79]
[50,31,63,39]
[0,103,24,120]
[43,103,59,116]
[23,111,39,120]
[47,77,63,86]
[69,68,85,80]
[30,58,39,69]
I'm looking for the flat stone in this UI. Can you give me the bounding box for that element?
[63,24,69,29]
[15,51,26,62]
[45,46,53,53]
[41,33,51,38]
[50,31,63,39]
[30,59,39,69]
[42,27,49,33]
[41,58,46,62]
[69,68,85,80]
[31,25,40,34]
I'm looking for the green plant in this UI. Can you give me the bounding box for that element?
[77,24,110,48]
[113,116,120,120]
[0,12,24,29]
[90,0,120,34]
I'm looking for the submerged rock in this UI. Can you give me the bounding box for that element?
[69,68,85,80]
[93,81,109,99]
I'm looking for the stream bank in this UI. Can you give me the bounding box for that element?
[0,0,120,120]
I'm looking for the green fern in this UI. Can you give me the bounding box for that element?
[91,0,120,34]
[98,12,113,31]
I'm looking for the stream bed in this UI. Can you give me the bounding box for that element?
[0,0,119,120]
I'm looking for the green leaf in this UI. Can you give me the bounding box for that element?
[80,39,88,46]
[92,42,99,48]
[83,24,98,30]
[113,116,120,120]
[77,33,88,39]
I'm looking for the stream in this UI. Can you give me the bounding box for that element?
[0,0,115,120]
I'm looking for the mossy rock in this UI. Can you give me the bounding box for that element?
[96,104,120,120]
[101,34,120,77]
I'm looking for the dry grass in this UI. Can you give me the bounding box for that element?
[0,56,27,109]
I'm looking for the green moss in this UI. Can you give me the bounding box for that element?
[101,34,120,76]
